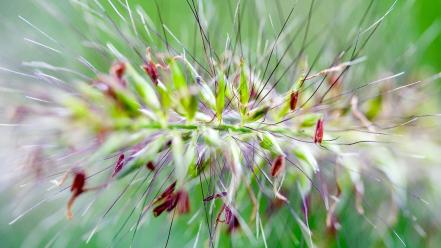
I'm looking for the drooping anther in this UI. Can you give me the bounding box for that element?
[314,118,324,144]
[67,169,86,220]
[270,155,285,177]
[290,91,299,111]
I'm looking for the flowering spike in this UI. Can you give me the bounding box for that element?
[270,155,285,177]
[314,118,324,144]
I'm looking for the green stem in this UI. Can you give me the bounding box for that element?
[137,123,253,133]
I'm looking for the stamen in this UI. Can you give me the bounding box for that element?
[270,155,285,177]
[314,118,324,144]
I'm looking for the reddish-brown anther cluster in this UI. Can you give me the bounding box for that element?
[314,118,324,144]
[290,91,299,110]
[67,170,87,220]
[143,60,159,85]
[111,154,125,177]
[152,182,191,216]
[270,155,285,177]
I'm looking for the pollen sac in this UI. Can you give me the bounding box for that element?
[225,206,240,233]
[155,181,177,204]
[143,60,159,85]
[111,154,125,177]
[153,199,172,217]
[70,170,86,194]
[216,204,240,233]
[67,170,87,219]
[290,91,299,111]
[270,155,285,177]
[146,161,155,171]
[153,193,177,217]
[153,181,177,217]
[152,185,191,216]
[314,118,324,144]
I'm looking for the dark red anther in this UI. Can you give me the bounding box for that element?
[227,215,240,233]
[176,190,190,214]
[154,181,176,205]
[111,154,125,177]
[153,198,172,217]
[70,170,86,194]
[67,170,87,220]
[225,206,240,233]
[146,161,155,171]
[143,61,159,85]
[270,155,285,177]
[152,186,190,216]
[216,204,240,233]
[314,118,324,144]
[203,192,227,202]
[290,91,299,111]
[153,191,177,217]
